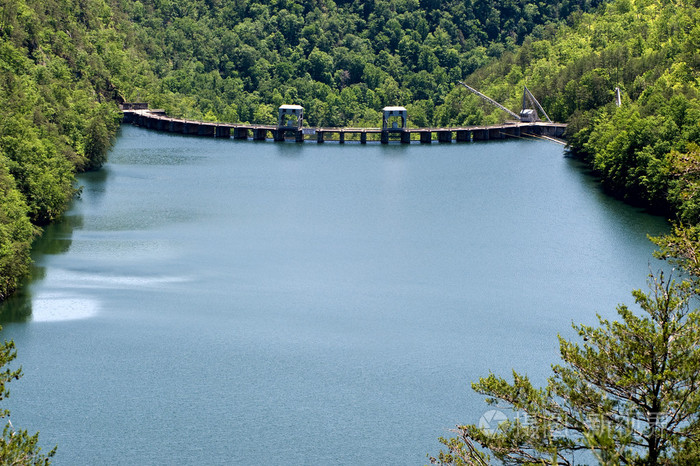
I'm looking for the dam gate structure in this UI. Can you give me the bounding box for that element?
[122,93,567,144]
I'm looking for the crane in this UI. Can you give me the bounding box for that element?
[458,81,520,121]
[457,82,551,123]
[521,86,551,123]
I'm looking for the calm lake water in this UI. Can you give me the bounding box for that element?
[1,125,668,464]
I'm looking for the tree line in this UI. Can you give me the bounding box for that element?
[467,0,700,224]
[2,0,700,461]
[427,0,700,461]
[0,0,608,302]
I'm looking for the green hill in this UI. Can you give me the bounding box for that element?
[0,0,127,298]
[0,0,607,300]
[464,0,700,221]
[2,0,699,300]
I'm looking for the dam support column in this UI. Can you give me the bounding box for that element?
[199,124,216,137]
[456,130,470,142]
[473,129,489,141]
[216,126,231,138]
[438,131,452,143]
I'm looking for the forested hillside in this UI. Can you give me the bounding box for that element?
[0,0,608,301]
[113,0,699,227]
[1,0,699,301]
[0,0,129,298]
[116,0,604,127]
[458,0,700,222]
[428,1,700,462]
[2,0,700,463]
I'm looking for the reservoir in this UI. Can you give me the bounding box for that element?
[0,125,668,464]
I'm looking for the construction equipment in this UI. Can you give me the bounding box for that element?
[521,86,551,122]
[458,81,521,120]
[457,81,551,123]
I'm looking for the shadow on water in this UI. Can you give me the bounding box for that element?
[33,214,82,256]
[272,139,414,157]
[272,141,306,158]
[377,142,411,157]
[79,166,109,184]
[561,154,669,248]
[564,155,653,211]
[0,214,81,323]
[0,286,34,323]
[74,166,111,209]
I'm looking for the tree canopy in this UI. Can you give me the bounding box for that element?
[1,0,700,463]
[1,0,700,462]
[110,0,606,127]
[0,0,613,302]
[467,0,700,222]
[431,272,700,465]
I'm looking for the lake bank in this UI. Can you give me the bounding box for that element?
[0,126,668,464]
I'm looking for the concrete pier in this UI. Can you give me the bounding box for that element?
[438,131,452,143]
[233,128,249,139]
[456,130,470,142]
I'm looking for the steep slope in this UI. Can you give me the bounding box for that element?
[0,0,130,298]
[461,0,700,219]
[117,0,606,126]
[0,0,607,301]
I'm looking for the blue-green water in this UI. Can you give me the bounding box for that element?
[1,126,668,464]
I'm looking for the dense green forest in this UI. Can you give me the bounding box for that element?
[469,0,700,221]
[0,0,608,300]
[0,0,124,298]
[115,0,604,127]
[1,0,700,461]
[1,0,700,300]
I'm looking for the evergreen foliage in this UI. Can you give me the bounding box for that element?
[1,0,700,461]
[114,0,605,127]
[0,0,125,298]
[423,1,700,462]
[0,163,35,301]
[431,273,700,465]
[1,0,697,304]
